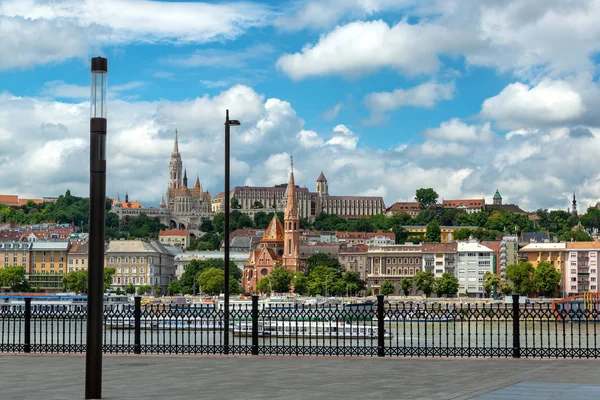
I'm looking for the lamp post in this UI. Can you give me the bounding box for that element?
[86,56,107,400]
[224,109,240,355]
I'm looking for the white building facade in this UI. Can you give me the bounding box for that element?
[457,241,495,297]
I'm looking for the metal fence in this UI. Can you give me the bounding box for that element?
[1,295,599,358]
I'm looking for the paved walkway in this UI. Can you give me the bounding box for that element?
[1,355,600,400]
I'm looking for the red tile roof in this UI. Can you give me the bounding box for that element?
[159,230,189,237]
[442,199,485,209]
[386,202,421,212]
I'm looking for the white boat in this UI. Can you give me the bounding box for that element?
[104,316,232,330]
[0,294,131,314]
[233,320,393,339]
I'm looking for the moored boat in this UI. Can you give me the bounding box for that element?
[233,320,392,339]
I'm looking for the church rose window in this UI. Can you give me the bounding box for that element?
[261,268,268,276]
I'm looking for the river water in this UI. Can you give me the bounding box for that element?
[2,318,600,356]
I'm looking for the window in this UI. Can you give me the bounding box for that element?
[117,267,121,273]
[140,257,144,264]
[117,257,121,263]
[571,269,576,274]
[571,285,577,290]
[125,257,129,263]
[149,257,152,264]
[140,267,144,274]
[132,267,137,274]
[592,277,596,282]
[467,253,476,257]
[592,269,597,274]
[132,257,137,263]
[125,267,129,273]
[110,257,114,263]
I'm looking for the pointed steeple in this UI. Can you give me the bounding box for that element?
[183,168,188,188]
[572,191,578,217]
[317,171,327,182]
[284,157,299,220]
[115,193,121,202]
[195,174,201,189]
[125,192,129,203]
[173,129,179,154]
[159,195,166,208]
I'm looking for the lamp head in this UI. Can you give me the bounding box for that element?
[228,120,241,126]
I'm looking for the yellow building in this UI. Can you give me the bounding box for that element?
[517,243,566,273]
[402,225,479,243]
[28,241,70,292]
[0,242,31,270]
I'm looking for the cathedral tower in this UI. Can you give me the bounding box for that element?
[169,130,183,189]
[283,158,300,271]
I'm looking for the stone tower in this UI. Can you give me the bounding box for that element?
[283,158,300,271]
[316,171,328,217]
[493,189,502,206]
[169,130,183,189]
[572,192,578,217]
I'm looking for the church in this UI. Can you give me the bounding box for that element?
[110,131,212,230]
[242,160,300,293]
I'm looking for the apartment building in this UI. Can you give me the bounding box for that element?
[67,243,88,273]
[28,241,70,292]
[0,242,31,269]
[421,242,457,278]
[338,245,368,279]
[456,241,495,297]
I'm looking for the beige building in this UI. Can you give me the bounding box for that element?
[366,244,423,295]
[386,202,421,217]
[158,229,190,249]
[338,245,368,279]
[106,240,175,294]
[67,243,88,273]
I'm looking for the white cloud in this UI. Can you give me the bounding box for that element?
[274,0,417,31]
[422,118,493,142]
[364,81,455,124]
[277,1,600,81]
[297,130,324,148]
[322,102,343,121]
[0,16,87,70]
[325,125,359,150]
[481,79,585,130]
[41,80,146,99]
[165,44,274,68]
[276,19,463,80]
[0,0,273,44]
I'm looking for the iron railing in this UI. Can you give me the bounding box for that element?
[1,295,599,358]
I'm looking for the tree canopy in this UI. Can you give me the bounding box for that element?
[415,188,439,209]
[506,261,535,295]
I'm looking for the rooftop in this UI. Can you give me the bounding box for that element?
[159,230,189,237]
[457,241,494,252]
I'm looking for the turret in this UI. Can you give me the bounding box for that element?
[183,168,188,188]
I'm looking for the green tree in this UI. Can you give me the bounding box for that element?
[425,220,441,242]
[154,286,162,296]
[306,253,344,275]
[257,276,274,294]
[533,261,562,297]
[341,271,365,296]
[414,271,436,297]
[580,207,600,230]
[125,283,136,295]
[483,271,501,298]
[267,263,293,293]
[104,268,116,291]
[400,278,412,296]
[499,282,513,296]
[116,288,123,295]
[251,201,264,209]
[230,197,241,209]
[506,261,535,295]
[61,270,88,293]
[196,267,242,296]
[137,284,152,295]
[415,188,439,209]
[180,258,241,294]
[167,280,182,295]
[392,225,408,244]
[436,273,459,297]
[292,272,308,295]
[380,280,395,296]
[307,265,341,296]
[558,230,593,242]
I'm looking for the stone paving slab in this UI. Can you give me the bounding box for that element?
[1,355,600,400]
[474,382,600,400]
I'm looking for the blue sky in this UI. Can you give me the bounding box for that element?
[1,0,600,211]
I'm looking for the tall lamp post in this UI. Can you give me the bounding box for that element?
[86,56,107,400]
[224,110,240,355]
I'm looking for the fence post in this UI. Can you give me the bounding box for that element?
[512,294,521,358]
[251,295,259,356]
[377,294,385,357]
[24,298,31,353]
[134,296,141,355]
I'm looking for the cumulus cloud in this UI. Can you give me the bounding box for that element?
[422,118,493,142]
[364,81,455,124]
[325,125,359,150]
[276,19,464,80]
[277,0,600,81]
[481,79,585,130]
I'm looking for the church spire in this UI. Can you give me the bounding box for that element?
[183,168,188,188]
[572,191,578,217]
[284,157,298,220]
[195,174,201,189]
[173,129,179,154]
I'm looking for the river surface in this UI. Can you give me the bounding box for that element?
[3,318,600,356]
